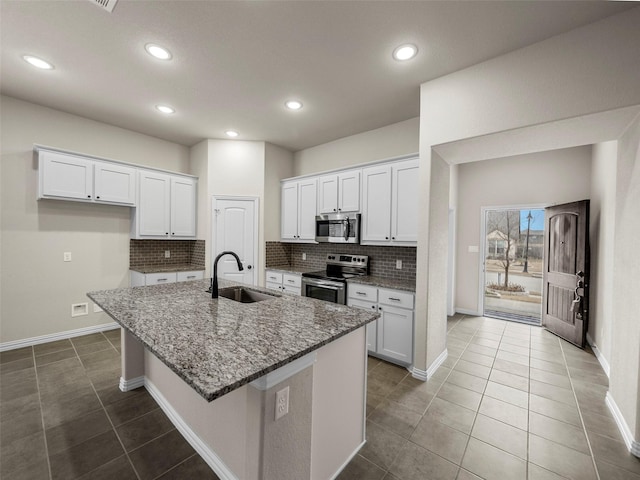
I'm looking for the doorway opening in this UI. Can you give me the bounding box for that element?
[482,207,545,325]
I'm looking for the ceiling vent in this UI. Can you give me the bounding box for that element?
[89,0,118,13]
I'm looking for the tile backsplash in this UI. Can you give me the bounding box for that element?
[266,241,416,282]
[130,239,206,269]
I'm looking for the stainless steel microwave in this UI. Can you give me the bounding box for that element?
[315,213,360,244]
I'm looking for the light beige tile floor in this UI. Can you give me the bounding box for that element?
[3,316,640,479]
[338,314,640,480]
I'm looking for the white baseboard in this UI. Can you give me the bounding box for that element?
[411,348,448,381]
[605,391,640,457]
[586,332,610,378]
[455,308,481,317]
[0,322,120,352]
[119,376,145,392]
[144,378,239,480]
[329,440,366,480]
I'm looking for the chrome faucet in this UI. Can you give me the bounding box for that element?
[211,251,244,298]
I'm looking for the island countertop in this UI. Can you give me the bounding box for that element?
[88,279,378,402]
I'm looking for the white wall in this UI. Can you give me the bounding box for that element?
[455,147,592,314]
[293,117,419,176]
[0,96,189,344]
[610,115,640,441]
[589,141,618,368]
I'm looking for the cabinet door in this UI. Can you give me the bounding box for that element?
[391,160,419,243]
[317,175,338,213]
[40,151,93,200]
[361,165,391,242]
[94,162,136,205]
[170,176,197,237]
[138,171,171,237]
[338,170,360,212]
[297,179,317,241]
[377,305,413,364]
[281,182,299,240]
[348,298,378,351]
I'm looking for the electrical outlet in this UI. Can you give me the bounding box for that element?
[275,386,289,420]
[396,259,402,270]
[164,250,170,258]
[71,303,88,317]
[302,253,307,261]
[64,252,72,262]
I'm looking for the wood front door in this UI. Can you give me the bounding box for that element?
[542,200,590,347]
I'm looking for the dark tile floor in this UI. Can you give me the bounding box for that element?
[338,314,640,480]
[0,329,219,480]
[2,316,640,479]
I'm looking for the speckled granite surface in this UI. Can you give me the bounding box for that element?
[130,264,206,274]
[346,275,416,293]
[87,279,378,402]
[265,265,318,274]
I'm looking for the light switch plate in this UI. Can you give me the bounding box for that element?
[64,252,72,262]
[396,259,402,269]
[164,250,170,258]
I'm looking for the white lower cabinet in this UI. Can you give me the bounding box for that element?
[265,270,301,295]
[348,285,414,366]
[130,270,203,287]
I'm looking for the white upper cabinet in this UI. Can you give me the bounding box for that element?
[361,158,419,246]
[39,149,135,205]
[361,165,392,242]
[317,170,360,213]
[281,178,317,243]
[170,176,197,237]
[94,162,136,205]
[132,170,197,239]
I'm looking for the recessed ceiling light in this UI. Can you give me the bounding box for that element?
[145,43,172,60]
[156,105,175,114]
[225,130,239,138]
[22,55,54,70]
[392,44,418,61]
[285,100,303,110]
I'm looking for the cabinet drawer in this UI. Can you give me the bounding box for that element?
[265,271,283,284]
[348,284,378,302]
[146,272,177,285]
[266,282,282,292]
[177,270,203,282]
[282,273,301,288]
[347,298,377,312]
[378,288,414,309]
[282,284,301,296]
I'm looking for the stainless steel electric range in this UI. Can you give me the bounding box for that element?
[301,254,369,304]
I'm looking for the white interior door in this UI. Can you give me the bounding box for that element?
[213,197,257,285]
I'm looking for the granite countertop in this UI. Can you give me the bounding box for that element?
[346,275,416,293]
[265,265,319,274]
[130,264,206,274]
[87,279,378,402]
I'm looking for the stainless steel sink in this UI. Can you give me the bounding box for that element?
[218,286,280,303]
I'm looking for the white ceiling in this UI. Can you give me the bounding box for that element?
[1,1,635,152]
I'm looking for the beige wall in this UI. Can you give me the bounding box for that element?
[455,147,592,314]
[0,96,189,344]
[293,117,419,177]
[610,115,640,440]
[589,141,618,367]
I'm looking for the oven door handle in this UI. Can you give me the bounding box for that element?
[303,279,343,290]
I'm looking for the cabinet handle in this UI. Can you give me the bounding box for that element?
[96,196,100,199]
[392,237,395,240]
[172,232,175,235]
[187,276,196,279]
[338,208,341,211]
[165,232,169,235]
[378,306,383,310]
[385,237,389,240]
[287,279,295,283]
[87,195,91,198]
[333,209,337,212]
[371,305,376,309]
[389,297,401,302]
[356,291,367,296]
[158,278,168,282]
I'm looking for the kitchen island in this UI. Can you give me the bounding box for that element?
[88,279,378,480]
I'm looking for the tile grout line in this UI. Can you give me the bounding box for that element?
[73,334,143,480]
[558,339,602,480]
[32,345,54,480]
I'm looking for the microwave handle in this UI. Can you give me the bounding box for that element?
[344,216,350,241]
